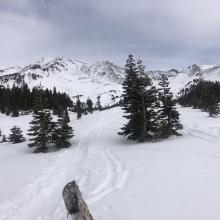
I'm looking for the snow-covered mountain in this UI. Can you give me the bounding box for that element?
[146,64,220,94]
[0,57,124,105]
[1,59,220,220]
[1,58,220,104]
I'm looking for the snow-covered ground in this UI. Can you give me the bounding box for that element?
[0,107,220,220]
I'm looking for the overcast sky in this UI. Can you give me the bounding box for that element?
[1,0,220,69]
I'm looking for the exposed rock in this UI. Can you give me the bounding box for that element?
[63,181,94,220]
[30,64,41,70]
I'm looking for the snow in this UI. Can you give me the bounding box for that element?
[0,57,124,106]
[198,64,216,71]
[1,57,220,106]
[0,106,220,220]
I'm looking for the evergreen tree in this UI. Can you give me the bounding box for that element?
[118,54,138,140]
[119,55,158,141]
[8,126,25,143]
[1,135,7,143]
[12,108,19,117]
[207,94,220,117]
[28,109,53,153]
[76,97,82,119]
[178,80,220,114]
[0,84,72,115]
[96,96,102,111]
[64,108,70,123]
[0,129,3,143]
[158,74,183,138]
[136,59,159,141]
[86,97,93,113]
[28,89,54,153]
[54,110,74,149]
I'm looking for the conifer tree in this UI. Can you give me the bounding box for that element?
[118,54,139,140]
[54,110,74,149]
[0,84,72,115]
[12,108,19,117]
[178,80,220,116]
[86,97,93,113]
[28,88,54,153]
[136,59,159,141]
[64,108,70,123]
[207,94,220,117]
[96,96,102,111]
[28,110,53,153]
[1,135,7,143]
[76,97,82,119]
[158,74,183,138]
[8,126,25,143]
[119,55,158,141]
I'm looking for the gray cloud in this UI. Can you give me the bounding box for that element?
[1,0,220,69]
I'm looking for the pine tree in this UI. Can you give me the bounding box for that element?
[8,126,25,143]
[12,108,19,117]
[207,94,220,117]
[119,55,158,141]
[86,97,93,113]
[1,135,7,143]
[158,74,183,138]
[54,110,74,149]
[28,88,54,153]
[136,59,159,141]
[96,96,102,111]
[118,54,138,140]
[177,80,220,115]
[28,109,53,152]
[64,108,70,123]
[76,97,82,119]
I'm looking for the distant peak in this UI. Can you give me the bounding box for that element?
[168,69,179,73]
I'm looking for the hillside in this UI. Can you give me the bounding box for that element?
[0,57,124,106]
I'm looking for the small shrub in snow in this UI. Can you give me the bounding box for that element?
[8,126,25,144]
[1,135,7,143]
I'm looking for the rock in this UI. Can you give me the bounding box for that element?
[63,181,94,220]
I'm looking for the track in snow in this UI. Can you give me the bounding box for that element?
[0,111,128,220]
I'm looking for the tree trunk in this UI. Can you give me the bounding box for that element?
[63,181,94,220]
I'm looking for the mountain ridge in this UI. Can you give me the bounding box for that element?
[0,57,220,105]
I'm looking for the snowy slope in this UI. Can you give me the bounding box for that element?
[148,64,220,94]
[0,107,220,220]
[0,57,124,105]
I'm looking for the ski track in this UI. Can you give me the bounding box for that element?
[0,113,128,220]
[1,108,219,220]
[179,124,220,161]
[186,127,220,146]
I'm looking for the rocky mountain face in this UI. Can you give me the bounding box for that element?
[0,58,220,104]
[0,57,124,85]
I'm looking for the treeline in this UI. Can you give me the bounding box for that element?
[0,84,73,116]
[72,96,122,119]
[119,55,183,142]
[178,80,220,116]
[0,83,122,153]
[27,91,119,152]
